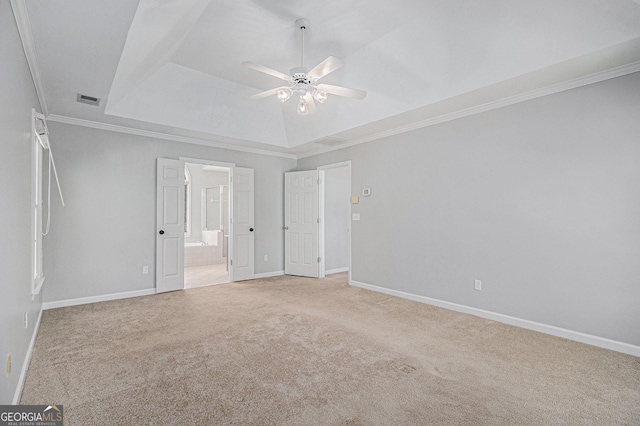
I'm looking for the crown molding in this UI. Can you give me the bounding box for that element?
[43,59,640,161]
[10,0,48,116]
[46,115,298,159]
[297,61,640,159]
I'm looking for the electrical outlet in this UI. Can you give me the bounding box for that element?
[263,255,268,262]
[7,354,11,376]
[474,279,482,291]
[142,266,149,275]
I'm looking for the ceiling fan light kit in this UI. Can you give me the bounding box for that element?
[243,18,367,115]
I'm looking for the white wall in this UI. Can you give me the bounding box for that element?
[324,166,350,272]
[0,1,45,404]
[42,123,296,303]
[299,71,640,347]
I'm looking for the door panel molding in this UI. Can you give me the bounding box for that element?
[284,170,319,277]
[156,158,185,293]
[231,167,255,281]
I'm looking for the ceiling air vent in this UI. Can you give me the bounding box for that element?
[77,93,100,106]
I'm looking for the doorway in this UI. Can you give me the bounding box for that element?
[156,158,255,292]
[319,161,351,279]
[283,162,351,279]
[184,162,231,288]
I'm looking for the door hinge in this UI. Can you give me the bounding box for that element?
[317,178,321,185]
[318,257,321,263]
[230,259,233,266]
[317,217,320,224]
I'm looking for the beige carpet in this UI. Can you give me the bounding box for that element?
[21,273,640,425]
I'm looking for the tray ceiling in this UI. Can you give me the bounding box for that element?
[20,0,640,156]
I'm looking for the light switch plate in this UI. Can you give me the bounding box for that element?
[362,188,371,196]
[352,213,361,221]
[474,279,482,291]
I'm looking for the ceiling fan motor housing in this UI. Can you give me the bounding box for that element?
[290,67,315,97]
[291,68,313,84]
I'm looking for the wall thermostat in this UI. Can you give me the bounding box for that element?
[362,188,371,196]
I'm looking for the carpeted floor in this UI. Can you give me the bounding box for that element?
[21,273,640,425]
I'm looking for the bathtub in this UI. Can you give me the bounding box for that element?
[184,240,224,267]
[185,241,206,247]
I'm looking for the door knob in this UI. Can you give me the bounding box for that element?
[284,226,289,230]
[249,228,254,232]
[159,230,165,235]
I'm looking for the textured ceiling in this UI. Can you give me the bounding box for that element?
[23,0,640,156]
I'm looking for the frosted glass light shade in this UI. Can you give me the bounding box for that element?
[297,98,308,115]
[277,89,291,102]
[313,90,327,103]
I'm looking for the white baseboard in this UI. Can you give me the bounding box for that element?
[325,267,349,275]
[13,306,43,404]
[349,279,640,358]
[42,288,156,310]
[41,273,288,309]
[253,270,285,279]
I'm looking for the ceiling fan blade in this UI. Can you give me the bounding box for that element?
[247,87,289,101]
[242,61,291,82]
[307,56,344,80]
[316,84,367,100]
[303,93,317,114]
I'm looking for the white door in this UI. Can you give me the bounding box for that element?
[156,158,185,293]
[284,171,319,277]
[231,167,254,281]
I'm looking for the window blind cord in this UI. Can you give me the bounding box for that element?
[48,147,65,207]
[35,128,65,236]
[42,151,52,236]
[42,145,66,236]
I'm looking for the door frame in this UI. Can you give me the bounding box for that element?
[180,157,235,283]
[317,161,352,280]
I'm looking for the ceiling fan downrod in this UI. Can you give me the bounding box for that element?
[293,18,312,114]
[296,18,309,68]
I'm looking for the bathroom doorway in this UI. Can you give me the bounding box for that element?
[183,161,231,288]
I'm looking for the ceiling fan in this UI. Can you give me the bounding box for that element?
[243,18,367,115]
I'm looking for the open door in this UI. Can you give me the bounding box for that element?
[231,167,255,281]
[156,158,185,293]
[284,170,319,277]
